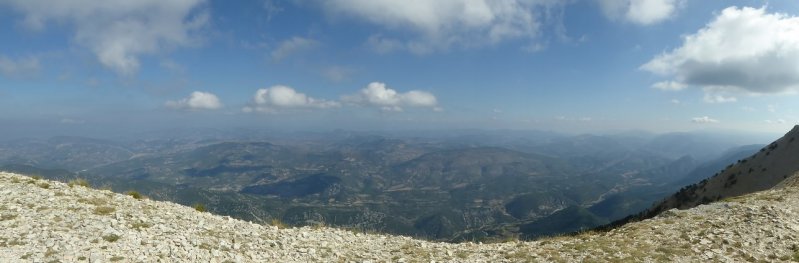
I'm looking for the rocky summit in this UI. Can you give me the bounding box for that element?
[2,171,799,262]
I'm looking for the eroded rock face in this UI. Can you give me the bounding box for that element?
[2,171,799,262]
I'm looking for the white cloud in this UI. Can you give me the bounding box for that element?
[324,0,558,53]
[342,82,439,111]
[691,116,719,124]
[271,36,318,61]
[652,81,686,91]
[243,85,339,113]
[598,0,682,25]
[2,0,208,75]
[0,55,40,77]
[402,90,438,107]
[703,92,737,103]
[642,6,799,101]
[166,91,223,110]
[670,99,681,104]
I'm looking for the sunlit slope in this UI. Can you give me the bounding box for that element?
[632,125,799,222]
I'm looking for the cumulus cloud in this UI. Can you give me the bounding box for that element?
[243,85,339,113]
[599,0,682,25]
[166,91,223,110]
[0,55,39,77]
[342,82,438,111]
[271,36,318,61]
[691,116,719,124]
[323,0,558,54]
[2,0,208,75]
[642,6,799,100]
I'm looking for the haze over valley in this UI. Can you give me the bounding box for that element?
[2,0,799,261]
[0,128,772,240]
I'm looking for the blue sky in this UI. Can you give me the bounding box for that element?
[1,0,798,137]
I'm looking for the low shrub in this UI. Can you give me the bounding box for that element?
[125,191,144,200]
[94,206,116,215]
[68,179,91,188]
[193,203,206,212]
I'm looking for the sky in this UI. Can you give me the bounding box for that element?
[1,0,798,137]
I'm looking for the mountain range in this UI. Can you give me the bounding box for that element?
[0,129,769,241]
[2,125,799,261]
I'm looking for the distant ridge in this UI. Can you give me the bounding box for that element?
[604,125,799,228]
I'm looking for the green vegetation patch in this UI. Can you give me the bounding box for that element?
[102,234,121,242]
[270,218,288,229]
[125,191,144,200]
[131,221,152,230]
[78,197,108,206]
[193,203,206,212]
[68,179,91,188]
[94,206,116,215]
[0,213,17,221]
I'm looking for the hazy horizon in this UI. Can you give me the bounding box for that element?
[0,122,784,147]
[2,1,798,137]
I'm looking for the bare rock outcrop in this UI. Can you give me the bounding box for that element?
[3,170,799,262]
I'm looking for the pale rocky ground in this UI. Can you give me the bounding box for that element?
[2,171,799,262]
